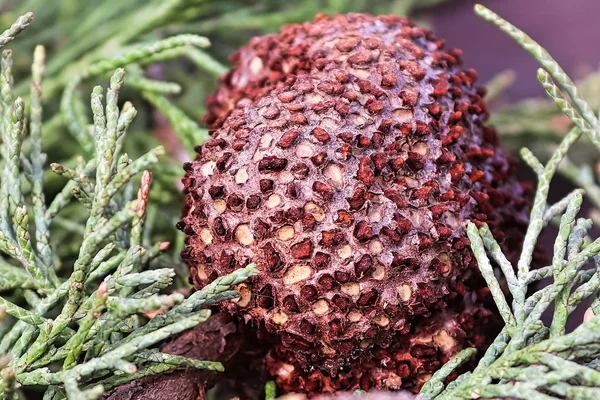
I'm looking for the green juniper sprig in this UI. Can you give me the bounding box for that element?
[418,5,600,400]
[0,12,257,400]
[489,44,600,165]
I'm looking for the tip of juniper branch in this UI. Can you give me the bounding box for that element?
[474,4,486,13]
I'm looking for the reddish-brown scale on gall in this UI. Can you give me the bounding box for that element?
[181,13,531,395]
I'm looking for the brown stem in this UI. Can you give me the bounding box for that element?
[102,313,249,400]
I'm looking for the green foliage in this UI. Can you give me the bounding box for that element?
[419,5,600,399]
[0,12,258,400]
[4,0,600,399]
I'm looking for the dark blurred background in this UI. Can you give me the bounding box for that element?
[432,0,600,101]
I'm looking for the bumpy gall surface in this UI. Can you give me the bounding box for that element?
[180,13,530,394]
